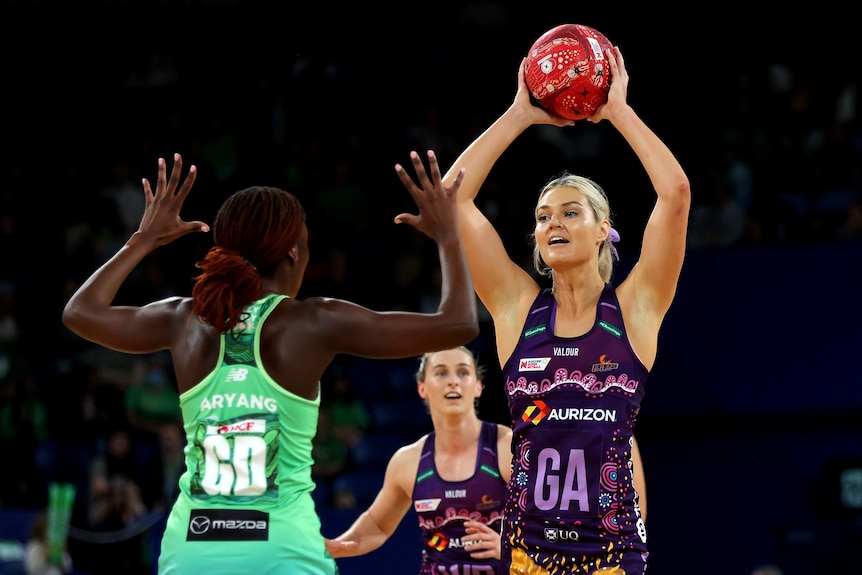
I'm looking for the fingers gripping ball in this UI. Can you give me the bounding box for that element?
[525,23,613,121]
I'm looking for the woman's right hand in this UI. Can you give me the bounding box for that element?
[512,57,574,128]
[324,537,359,558]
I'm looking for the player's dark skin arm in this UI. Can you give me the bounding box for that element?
[63,152,479,398]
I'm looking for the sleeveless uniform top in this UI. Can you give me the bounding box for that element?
[413,421,507,575]
[158,294,337,575]
[500,286,649,575]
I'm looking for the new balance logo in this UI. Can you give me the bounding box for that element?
[225,368,249,382]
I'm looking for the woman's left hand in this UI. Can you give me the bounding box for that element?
[589,46,630,124]
[137,153,209,247]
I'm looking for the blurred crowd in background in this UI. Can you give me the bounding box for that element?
[1,4,860,574]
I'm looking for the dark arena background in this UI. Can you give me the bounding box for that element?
[1,3,860,574]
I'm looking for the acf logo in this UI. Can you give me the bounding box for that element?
[521,400,550,425]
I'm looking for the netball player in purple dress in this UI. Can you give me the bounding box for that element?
[326,346,511,574]
[435,45,690,574]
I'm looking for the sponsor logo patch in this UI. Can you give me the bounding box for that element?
[591,354,619,373]
[414,498,441,512]
[522,400,550,425]
[187,509,269,541]
[518,357,551,371]
[598,320,621,338]
[544,527,580,542]
[524,325,547,338]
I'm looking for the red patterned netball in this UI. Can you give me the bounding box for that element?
[524,24,614,121]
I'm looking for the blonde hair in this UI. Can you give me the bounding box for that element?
[531,172,616,283]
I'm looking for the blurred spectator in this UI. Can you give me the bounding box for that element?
[718,92,771,172]
[0,375,50,507]
[404,104,462,166]
[418,265,443,315]
[87,426,148,529]
[326,372,370,449]
[390,249,427,311]
[191,114,240,197]
[687,169,747,250]
[123,353,182,511]
[121,51,178,90]
[99,160,145,241]
[114,252,181,307]
[313,160,370,251]
[771,125,818,240]
[835,195,862,241]
[124,353,181,446]
[83,425,151,575]
[311,407,349,500]
[0,160,31,281]
[810,120,862,194]
[332,486,358,511]
[0,281,25,397]
[722,145,755,217]
[283,132,328,198]
[79,367,128,444]
[24,511,73,575]
[62,346,139,452]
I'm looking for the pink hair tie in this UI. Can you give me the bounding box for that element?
[608,227,620,261]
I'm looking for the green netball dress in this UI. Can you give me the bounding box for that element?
[158,294,337,575]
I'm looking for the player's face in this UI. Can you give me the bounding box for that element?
[535,187,603,269]
[418,349,481,416]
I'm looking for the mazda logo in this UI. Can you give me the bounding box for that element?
[190,516,210,534]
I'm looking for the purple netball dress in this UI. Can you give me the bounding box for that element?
[500,286,649,575]
[413,421,508,575]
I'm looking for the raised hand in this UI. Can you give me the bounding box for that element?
[513,58,574,127]
[589,46,630,124]
[138,153,209,247]
[393,150,465,242]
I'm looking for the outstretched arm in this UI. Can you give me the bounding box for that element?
[438,60,570,363]
[319,151,479,360]
[324,445,415,558]
[393,151,477,343]
[62,154,209,354]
